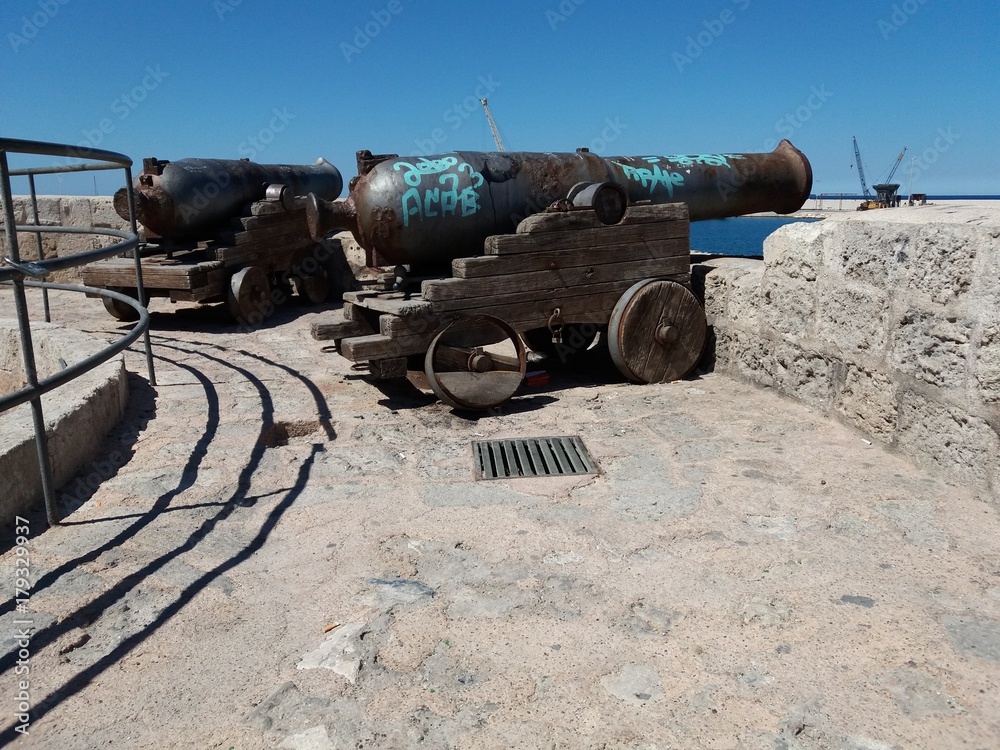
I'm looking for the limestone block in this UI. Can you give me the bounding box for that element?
[698,259,763,326]
[759,270,816,339]
[763,220,824,281]
[825,220,911,289]
[976,325,1000,404]
[972,245,1000,323]
[773,341,838,410]
[33,196,61,226]
[11,198,27,226]
[896,391,1000,489]
[904,224,981,306]
[890,310,972,389]
[835,364,898,441]
[701,268,729,325]
[60,196,93,228]
[815,281,889,357]
[714,327,779,389]
[56,231,101,258]
[90,197,128,229]
[727,267,764,329]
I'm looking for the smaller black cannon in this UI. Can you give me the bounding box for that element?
[114,156,343,240]
[84,157,346,324]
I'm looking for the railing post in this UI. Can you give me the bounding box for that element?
[124,166,156,386]
[1,149,59,526]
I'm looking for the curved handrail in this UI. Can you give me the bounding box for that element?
[0,282,149,412]
[0,226,138,282]
[0,137,153,526]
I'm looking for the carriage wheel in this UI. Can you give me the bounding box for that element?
[607,279,706,384]
[102,288,140,322]
[424,314,527,410]
[226,266,271,324]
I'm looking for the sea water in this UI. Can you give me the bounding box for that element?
[689,217,821,257]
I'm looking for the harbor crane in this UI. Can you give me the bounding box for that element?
[853,137,907,210]
[480,98,506,152]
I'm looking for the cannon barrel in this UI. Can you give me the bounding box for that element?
[308,140,811,268]
[114,156,343,240]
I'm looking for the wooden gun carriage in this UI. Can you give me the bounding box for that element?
[311,202,706,410]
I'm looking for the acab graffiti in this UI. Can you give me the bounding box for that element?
[614,154,745,196]
[394,157,485,227]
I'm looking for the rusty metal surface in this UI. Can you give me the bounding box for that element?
[115,157,343,240]
[307,140,812,268]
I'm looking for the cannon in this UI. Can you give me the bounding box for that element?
[114,156,343,240]
[309,140,812,410]
[307,140,811,269]
[83,156,346,323]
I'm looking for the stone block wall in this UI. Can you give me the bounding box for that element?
[1,196,129,282]
[696,205,1000,495]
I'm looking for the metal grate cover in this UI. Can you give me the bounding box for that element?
[473,436,598,480]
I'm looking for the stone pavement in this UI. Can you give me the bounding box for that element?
[1,289,998,749]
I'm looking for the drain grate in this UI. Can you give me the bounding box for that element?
[473,436,598,480]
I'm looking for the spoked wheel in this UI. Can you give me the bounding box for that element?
[608,279,706,384]
[102,288,140,322]
[226,266,271,324]
[424,314,527,410]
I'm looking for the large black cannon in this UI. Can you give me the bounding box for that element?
[115,156,344,240]
[308,140,811,268]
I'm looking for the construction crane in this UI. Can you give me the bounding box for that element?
[883,146,908,184]
[853,138,907,210]
[852,135,872,198]
[480,98,505,152]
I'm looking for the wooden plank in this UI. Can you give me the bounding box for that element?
[421,256,689,302]
[515,211,606,234]
[488,221,688,256]
[457,237,687,278]
[216,221,309,247]
[249,201,291,216]
[341,332,434,361]
[206,237,316,265]
[350,294,435,317]
[379,311,446,337]
[233,210,307,232]
[620,203,690,225]
[311,309,376,341]
[514,202,687,234]
[381,274,690,337]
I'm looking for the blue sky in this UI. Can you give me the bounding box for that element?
[2,0,997,196]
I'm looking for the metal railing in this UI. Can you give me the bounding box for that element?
[0,137,155,527]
